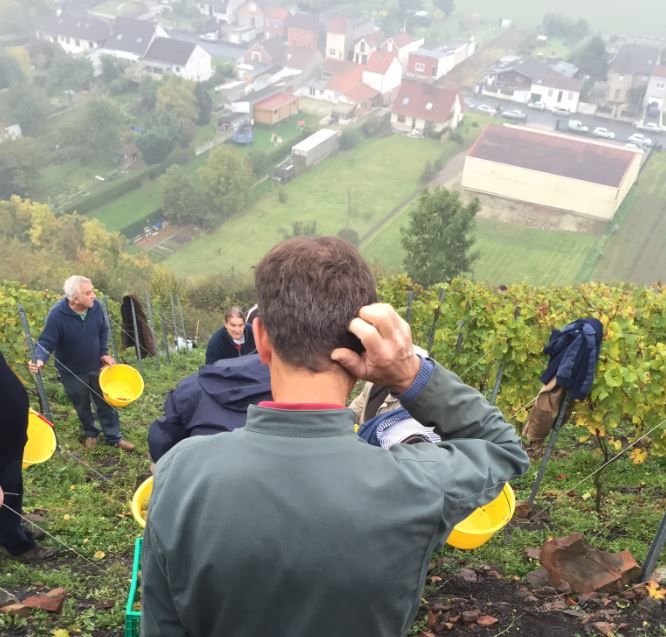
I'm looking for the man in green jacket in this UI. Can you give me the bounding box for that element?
[142,236,529,637]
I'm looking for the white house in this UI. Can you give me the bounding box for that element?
[391,81,462,134]
[362,51,402,105]
[352,30,386,65]
[142,38,213,81]
[0,123,22,143]
[481,58,583,112]
[96,17,168,63]
[196,0,245,24]
[644,65,666,110]
[37,12,111,55]
[380,32,424,67]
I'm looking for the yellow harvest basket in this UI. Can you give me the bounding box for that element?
[131,476,153,528]
[446,483,516,550]
[99,364,144,408]
[23,409,57,469]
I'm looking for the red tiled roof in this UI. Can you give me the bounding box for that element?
[390,31,414,48]
[361,30,386,47]
[468,125,637,187]
[327,15,348,34]
[392,81,458,123]
[327,64,363,92]
[265,6,288,19]
[254,92,298,111]
[365,50,397,74]
[652,65,666,78]
[345,82,378,103]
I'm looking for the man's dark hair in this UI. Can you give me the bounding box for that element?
[255,236,377,372]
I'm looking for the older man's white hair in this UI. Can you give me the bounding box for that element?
[63,275,92,301]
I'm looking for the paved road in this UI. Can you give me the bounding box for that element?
[464,91,665,148]
[167,29,248,61]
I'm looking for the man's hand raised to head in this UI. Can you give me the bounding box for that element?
[331,304,421,395]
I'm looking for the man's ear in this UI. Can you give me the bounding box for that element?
[253,317,272,365]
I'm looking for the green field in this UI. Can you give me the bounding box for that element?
[165,135,444,277]
[592,153,666,285]
[90,153,209,231]
[91,0,147,17]
[455,0,666,36]
[363,211,599,286]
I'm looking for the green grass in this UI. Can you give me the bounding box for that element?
[592,153,666,285]
[91,0,147,17]
[165,135,444,277]
[90,154,209,231]
[363,215,599,286]
[455,0,666,36]
[236,113,321,154]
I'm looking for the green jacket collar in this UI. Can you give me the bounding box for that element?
[245,405,357,438]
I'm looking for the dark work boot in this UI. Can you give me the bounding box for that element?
[9,544,59,563]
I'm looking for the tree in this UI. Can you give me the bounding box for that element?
[136,111,181,165]
[542,13,589,43]
[195,82,212,125]
[0,138,42,199]
[571,36,608,82]
[100,55,123,85]
[198,145,252,221]
[161,165,213,227]
[401,187,479,286]
[46,55,94,93]
[433,0,455,16]
[156,76,198,123]
[0,51,22,89]
[7,84,50,135]
[64,97,125,160]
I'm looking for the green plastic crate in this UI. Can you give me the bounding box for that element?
[125,537,142,637]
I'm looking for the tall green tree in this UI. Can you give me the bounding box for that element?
[0,51,22,89]
[198,145,252,221]
[7,84,50,135]
[64,97,125,160]
[195,82,212,125]
[401,187,479,286]
[0,138,42,199]
[571,36,608,82]
[156,76,198,123]
[161,165,213,226]
[46,55,94,93]
[136,111,181,165]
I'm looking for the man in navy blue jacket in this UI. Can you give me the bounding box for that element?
[28,276,135,451]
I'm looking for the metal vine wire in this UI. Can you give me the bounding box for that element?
[527,417,666,521]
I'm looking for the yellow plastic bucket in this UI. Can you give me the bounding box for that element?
[23,409,57,469]
[99,364,144,408]
[446,483,516,550]
[131,476,153,528]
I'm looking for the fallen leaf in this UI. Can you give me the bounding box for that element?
[555,473,567,481]
[62,514,70,521]
[629,448,647,465]
[52,630,70,637]
[476,615,498,627]
[646,580,665,600]
[93,550,105,560]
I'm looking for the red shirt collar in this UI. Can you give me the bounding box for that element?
[258,401,346,410]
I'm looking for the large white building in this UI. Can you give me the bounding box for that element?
[462,125,641,221]
[142,38,213,82]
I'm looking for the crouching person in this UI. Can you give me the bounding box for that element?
[142,237,529,637]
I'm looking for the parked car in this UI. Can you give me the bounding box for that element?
[552,106,571,117]
[624,143,643,151]
[502,109,527,121]
[567,119,589,133]
[628,133,654,148]
[199,32,219,41]
[476,104,496,114]
[527,100,546,110]
[647,102,660,118]
[592,127,615,139]
[635,121,662,133]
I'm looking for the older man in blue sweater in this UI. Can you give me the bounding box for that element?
[28,276,134,451]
